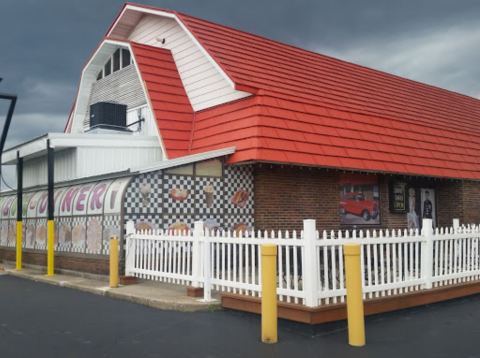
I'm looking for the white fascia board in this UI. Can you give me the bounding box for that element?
[49,133,160,148]
[108,4,236,89]
[135,147,236,174]
[3,137,48,163]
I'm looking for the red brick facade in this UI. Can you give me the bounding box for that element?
[254,165,480,232]
[0,249,110,275]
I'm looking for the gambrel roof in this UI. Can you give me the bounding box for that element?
[71,3,480,180]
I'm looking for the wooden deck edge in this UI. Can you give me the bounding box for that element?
[221,281,480,324]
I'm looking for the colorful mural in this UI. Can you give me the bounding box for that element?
[0,177,131,255]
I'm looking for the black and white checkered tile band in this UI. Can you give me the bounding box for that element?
[163,175,195,215]
[224,165,254,215]
[123,164,254,233]
[195,176,224,215]
[124,172,163,215]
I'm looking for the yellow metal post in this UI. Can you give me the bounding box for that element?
[344,243,366,347]
[47,220,54,276]
[16,221,22,270]
[110,236,119,288]
[261,244,277,344]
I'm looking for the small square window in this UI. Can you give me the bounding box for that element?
[104,59,111,76]
[113,49,120,72]
[122,49,131,68]
[96,70,103,81]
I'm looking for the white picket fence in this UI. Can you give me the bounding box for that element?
[124,218,480,307]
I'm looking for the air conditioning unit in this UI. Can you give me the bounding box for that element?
[89,102,127,130]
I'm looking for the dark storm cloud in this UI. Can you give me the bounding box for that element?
[1,0,480,148]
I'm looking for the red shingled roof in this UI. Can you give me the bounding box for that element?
[124,4,480,180]
[130,42,194,158]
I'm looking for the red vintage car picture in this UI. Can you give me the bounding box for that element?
[340,192,379,221]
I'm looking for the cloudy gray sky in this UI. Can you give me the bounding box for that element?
[1,0,480,151]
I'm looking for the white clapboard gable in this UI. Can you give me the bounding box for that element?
[128,14,251,111]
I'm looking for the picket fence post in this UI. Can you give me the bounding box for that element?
[453,218,460,232]
[303,219,319,307]
[192,221,203,288]
[202,229,213,301]
[125,220,135,276]
[421,218,433,289]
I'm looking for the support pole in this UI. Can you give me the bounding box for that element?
[261,244,278,344]
[47,139,55,276]
[421,218,433,289]
[110,236,119,288]
[344,243,366,347]
[15,151,22,271]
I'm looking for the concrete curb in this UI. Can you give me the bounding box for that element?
[4,269,221,312]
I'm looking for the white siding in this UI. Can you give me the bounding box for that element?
[21,144,162,188]
[85,65,146,129]
[23,149,77,188]
[76,146,162,179]
[127,105,158,136]
[128,15,251,111]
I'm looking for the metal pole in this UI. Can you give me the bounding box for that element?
[0,92,17,192]
[261,244,278,344]
[110,236,119,288]
[47,139,55,276]
[344,243,366,347]
[16,151,22,270]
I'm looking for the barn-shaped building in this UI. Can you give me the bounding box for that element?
[1,3,480,273]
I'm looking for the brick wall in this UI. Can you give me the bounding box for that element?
[436,181,463,227]
[254,166,340,231]
[461,181,480,224]
[0,248,110,275]
[253,165,476,231]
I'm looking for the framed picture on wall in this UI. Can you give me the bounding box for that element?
[420,188,436,228]
[339,174,380,225]
[389,181,407,213]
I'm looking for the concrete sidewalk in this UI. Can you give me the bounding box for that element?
[0,263,220,312]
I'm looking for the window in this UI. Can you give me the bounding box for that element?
[113,49,120,72]
[104,59,111,77]
[122,49,131,68]
[96,48,132,82]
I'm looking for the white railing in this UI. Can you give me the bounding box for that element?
[125,218,480,308]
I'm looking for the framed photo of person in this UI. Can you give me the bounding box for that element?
[420,188,436,228]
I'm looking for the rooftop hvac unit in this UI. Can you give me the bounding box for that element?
[89,102,127,131]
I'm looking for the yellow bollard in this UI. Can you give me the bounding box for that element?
[261,244,278,344]
[110,236,119,288]
[344,243,366,347]
[47,220,54,276]
[16,221,22,271]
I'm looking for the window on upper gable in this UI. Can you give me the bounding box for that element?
[121,49,131,68]
[113,49,120,72]
[96,48,132,82]
[104,59,112,77]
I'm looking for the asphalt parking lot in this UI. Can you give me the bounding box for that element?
[0,274,479,358]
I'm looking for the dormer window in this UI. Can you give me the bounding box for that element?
[96,48,132,81]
